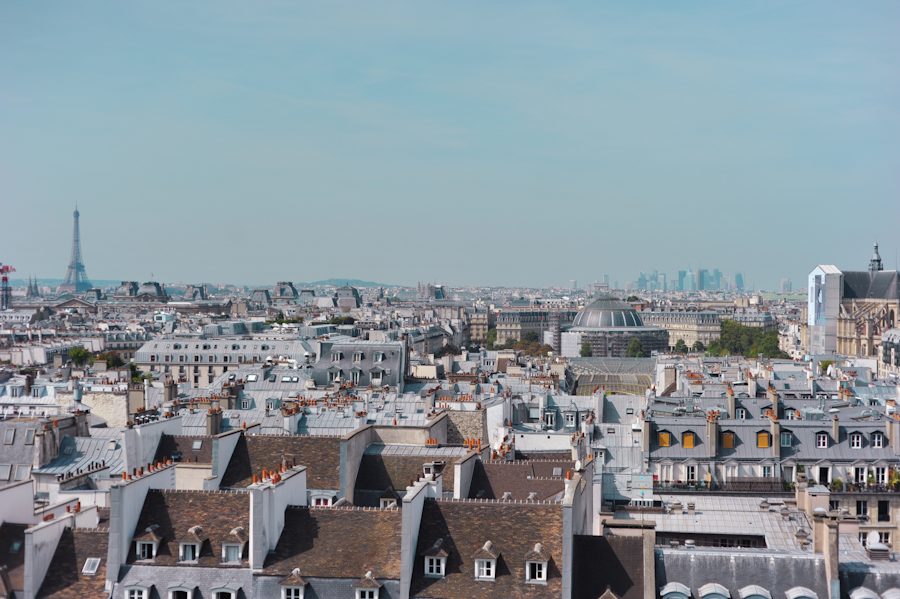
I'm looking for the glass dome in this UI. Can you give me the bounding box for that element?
[572,295,644,329]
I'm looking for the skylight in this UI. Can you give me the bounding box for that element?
[82,557,101,575]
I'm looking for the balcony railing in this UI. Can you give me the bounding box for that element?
[654,478,788,493]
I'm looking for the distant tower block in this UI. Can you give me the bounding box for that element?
[58,206,92,293]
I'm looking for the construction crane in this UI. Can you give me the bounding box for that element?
[0,262,15,311]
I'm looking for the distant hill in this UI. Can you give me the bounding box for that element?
[303,278,399,288]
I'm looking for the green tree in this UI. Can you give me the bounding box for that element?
[625,295,640,303]
[485,327,497,350]
[68,346,90,367]
[819,360,834,375]
[96,352,125,369]
[434,343,461,358]
[674,339,688,354]
[521,331,541,343]
[692,340,706,353]
[580,341,592,357]
[626,338,646,358]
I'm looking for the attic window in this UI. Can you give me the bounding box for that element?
[180,542,199,562]
[873,432,885,448]
[475,558,495,580]
[24,429,35,445]
[126,588,149,599]
[192,440,203,450]
[379,498,397,508]
[357,591,377,599]
[721,432,735,449]
[247,374,258,382]
[816,433,828,449]
[850,433,863,449]
[81,557,101,575]
[682,432,696,449]
[223,543,243,563]
[425,556,446,578]
[3,429,14,444]
[526,560,547,583]
[136,541,155,560]
[565,412,576,426]
[658,431,672,447]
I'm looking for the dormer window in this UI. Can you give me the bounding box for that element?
[180,542,199,562]
[126,588,149,599]
[525,543,549,583]
[850,433,863,449]
[682,432,696,449]
[756,431,771,449]
[353,352,364,363]
[356,571,381,599]
[425,556,446,577]
[473,540,499,581]
[374,352,385,363]
[135,541,156,560]
[331,351,343,362]
[721,431,735,449]
[543,411,556,428]
[379,498,397,508]
[475,558,495,580]
[222,543,243,563]
[816,432,829,449]
[658,431,672,447]
[565,412,577,427]
[81,557,101,575]
[281,567,307,599]
[736,408,747,420]
[873,432,885,448]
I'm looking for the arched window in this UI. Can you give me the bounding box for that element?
[661,582,692,599]
[698,583,731,599]
[738,585,772,599]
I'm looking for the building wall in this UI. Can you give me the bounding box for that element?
[445,409,486,445]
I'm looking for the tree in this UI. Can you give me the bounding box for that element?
[625,295,640,303]
[96,352,125,369]
[485,327,497,350]
[580,341,592,357]
[626,338,646,358]
[521,331,541,343]
[692,340,706,353]
[707,320,788,359]
[434,343,461,358]
[674,339,688,354]
[68,346,90,367]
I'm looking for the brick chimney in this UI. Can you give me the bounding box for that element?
[705,412,719,459]
[831,416,840,445]
[769,414,781,459]
[207,402,223,436]
[725,385,736,419]
[767,384,778,419]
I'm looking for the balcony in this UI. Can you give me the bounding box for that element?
[654,478,788,494]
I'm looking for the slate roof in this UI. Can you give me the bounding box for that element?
[410,499,564,598]
[264,506,402,579]
[38,528,109,598]
[572,535,644,599]
[129,489,250,568]
[34,435,125,476]
[468,460,571,501]
[354,453,455,505]
[843,270,900,300]
[220,434,341,490]
[154,434,214,464]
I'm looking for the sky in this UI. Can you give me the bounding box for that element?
[2,1,898,289]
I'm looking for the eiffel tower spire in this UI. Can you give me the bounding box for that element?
[58,206,92,293]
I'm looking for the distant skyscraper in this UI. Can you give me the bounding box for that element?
[58,207,92,293]
[734,272,745,292]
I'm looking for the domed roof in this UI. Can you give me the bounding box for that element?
[572,295,645,329]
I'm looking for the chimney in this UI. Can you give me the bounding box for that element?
[725,385,736,419]
[890,416,900,455]
[821,516,840,599]
[831,416,840,445]
[642,419,651,453]
[163,375,176,405]
[767,384,778,418]
[24,374,34,397]
[207,403,222,436]
[770,415,780,459]
[747,376,758,398]
[705,413,719,459]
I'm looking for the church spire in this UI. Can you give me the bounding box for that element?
[869,242,883,274]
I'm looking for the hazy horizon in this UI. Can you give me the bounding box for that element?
[3,2,898,289]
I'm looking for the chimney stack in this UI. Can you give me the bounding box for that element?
[725,385,736,419]
[831,416,840,445]
[706,412,719,459]
[207,402,223,436]
[767,384,778,418]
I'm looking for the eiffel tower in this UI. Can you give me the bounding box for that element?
[58,206,92,293]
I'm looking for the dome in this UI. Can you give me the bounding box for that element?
[572,295,645,329]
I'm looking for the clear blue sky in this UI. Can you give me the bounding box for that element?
[2,1,898,288]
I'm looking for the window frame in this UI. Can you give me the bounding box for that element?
[682,431,696,449]
[357,590,378,599]
[126,588,148,599]
[756,431,770,449]
[179,542,199,562]
[850,433,863,449]
[136,541,156,560]
[475,558,496,580]
[222,543,243,564]
[526,560,547,583]
[425,556,446,578]
[658,431,672,447]
[873,432,885,449]
[282,588,304,599]
[816,433,828,449]
[780,431,792,448]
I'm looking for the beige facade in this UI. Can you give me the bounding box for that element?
[640,312,721,349]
